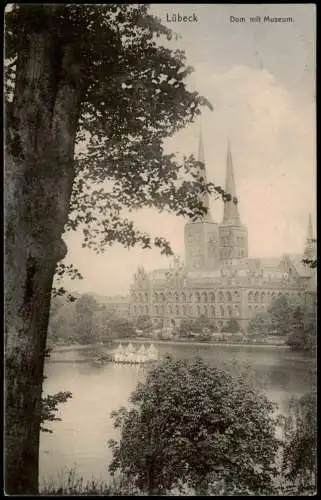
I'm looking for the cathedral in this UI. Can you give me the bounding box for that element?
[129,135,316,333]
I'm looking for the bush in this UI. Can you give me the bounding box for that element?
[108,355,280,495]
[282,389,317,490]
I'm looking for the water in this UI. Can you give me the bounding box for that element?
[39,343,314,487]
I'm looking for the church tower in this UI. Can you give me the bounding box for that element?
[218,140,248,263]
[184,131,219,270]
[304,213,317,261]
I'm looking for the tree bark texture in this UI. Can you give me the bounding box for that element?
[5,26,83,494]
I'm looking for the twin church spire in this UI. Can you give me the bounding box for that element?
[197,131,241,226]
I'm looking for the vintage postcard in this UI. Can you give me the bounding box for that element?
[4,3,316,495]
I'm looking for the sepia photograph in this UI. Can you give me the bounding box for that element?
[4,3,316,495]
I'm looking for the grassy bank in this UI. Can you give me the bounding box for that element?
[40,467,315,496]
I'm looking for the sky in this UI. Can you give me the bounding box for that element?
[62,3,316,296]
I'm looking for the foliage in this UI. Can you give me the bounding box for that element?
[302,258,317,269]
[52,262,83,302]
[73,294,100,344]
[98,313,136,340]
[178,315,217,337]
[40,391,72,434]
[248,293,316,352]
[248,312,270,336]
[48,293,136,344]
[135,315,153,334]
[108,356,280,495]
[286,304,316,353]
[268,295,293,336]
[282,389,317,491]
[221,318,240,334]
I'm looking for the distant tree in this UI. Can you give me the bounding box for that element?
[177,318,195,337]
[268,295,292,336]
[248,313,270,336]
[108,356,279,495]
[74,294,99,344]
[108,317,136,339]
[136,315,153,335]
[287,304,316,353]
[221,318,241,334]
[178,315,217,338]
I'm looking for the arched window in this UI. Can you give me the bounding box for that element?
[219,291,224,302]
[211,305,216,318]
[234,305,239,317]
[145,305,149,314]
[201,292,207,302]
[227,292,232,302]
[196,305,201,317]
[167,292,172,302]
[220,306,224,318]
[210,292,215,302]
[181,292,186,302]
[261,292,265,303]
[168,305,173,315]
[174,292,179,302]
[195,292,201,303]
[145,293,148,302]
[155,305,159,315]
[234,291,239,301]
[176,305,180,316]
[254,292,259,302]
[153,293,158,303]
[248,291,253,302]
[228,305,233,317]
[160,293,165,302]
[203,305,208,316]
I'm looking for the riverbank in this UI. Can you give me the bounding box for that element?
[51,339,289,352]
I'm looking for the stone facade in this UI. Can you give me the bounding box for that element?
[129,137,316,333]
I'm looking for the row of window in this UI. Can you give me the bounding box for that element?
[132,304,240,318]
[248,291,302,303]
[132,291,241,303]
[132,290,303,304]
[220,248,245,259]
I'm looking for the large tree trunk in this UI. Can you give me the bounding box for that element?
[5,24,83,494]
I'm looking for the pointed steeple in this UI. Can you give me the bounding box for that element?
[196,128,211,221]
[222,139,241,225]
[198,126,205,166]
[307,213,313,240]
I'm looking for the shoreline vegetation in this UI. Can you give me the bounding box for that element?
[50,338,289,353]
[39,466,316,496]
